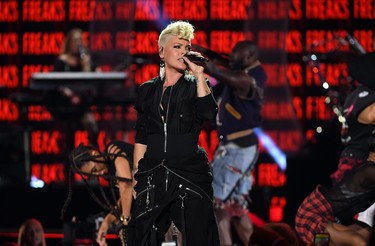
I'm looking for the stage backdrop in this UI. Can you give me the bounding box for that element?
[1,0,373,227]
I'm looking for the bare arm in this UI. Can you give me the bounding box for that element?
[107,144,133,225]
[325,222,371,246]
[96,213,117,246]
[134,143,147,171]
[204,59,255,96]
[358,102,375,124]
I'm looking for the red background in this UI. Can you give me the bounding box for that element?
[1,0,374,241]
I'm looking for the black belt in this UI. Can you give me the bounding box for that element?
[146,133,198,159]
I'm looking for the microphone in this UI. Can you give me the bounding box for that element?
[333,34,348,45]
[185,54,209,65]
[77,42,88,59]
[337,37,348,46]
[346,34,366,54]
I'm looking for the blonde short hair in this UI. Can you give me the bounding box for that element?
[158,21,195,50]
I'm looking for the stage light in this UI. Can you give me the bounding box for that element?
[30,175,44,188]
[254,128,286,171]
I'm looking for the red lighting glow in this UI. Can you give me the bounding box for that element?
[210,31,245,54]
[210,0,251,20]
[22,32,64,55]
[0,98,18,121]
[163,0,207,20]
[31,130,61,154]
[32,163,65,184]
[257,163,286,187]
[0,33,18,55]
[269,196,286,222]
[0,0,18,21]
[22,0,65,21]
[306,0,349,19]
[0,65,18,88]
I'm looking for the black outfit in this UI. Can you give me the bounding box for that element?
[129,75,220,246]
[323,160,375,225]
[331,85,375,183]
[217,65,267,146]
[61,140,134,235]
[295,160,375,243]
[54,58,96,72]
[340,86,375,159]
[331,52,375,184]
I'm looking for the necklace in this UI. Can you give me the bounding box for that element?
[163,79,170,88]
[163,79,173,91]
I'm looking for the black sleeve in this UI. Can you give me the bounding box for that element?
[357,162,375,190]
[134,84,148,144]
[195,78,218,121]
[53,59,67,72]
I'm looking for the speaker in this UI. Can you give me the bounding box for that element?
[0,126,28,186]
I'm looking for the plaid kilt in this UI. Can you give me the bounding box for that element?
[295,185,335,244]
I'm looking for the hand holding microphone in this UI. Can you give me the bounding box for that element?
[182,51,206,76]
[183,51,211,96]
[184,51,209,65]
[77,41,88,59]
[76,40,92,71]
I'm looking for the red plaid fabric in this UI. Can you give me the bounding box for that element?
[295,185,335,244]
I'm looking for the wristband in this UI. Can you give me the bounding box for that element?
[120,215,130,223]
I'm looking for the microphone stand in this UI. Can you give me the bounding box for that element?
[346,34,366,55]
[303,45,349,144]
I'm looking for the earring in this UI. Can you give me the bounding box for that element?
[159,60,165,80]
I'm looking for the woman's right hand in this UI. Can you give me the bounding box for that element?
[96,227,108,246]
[96,214,113,246]
[80,54,92,71]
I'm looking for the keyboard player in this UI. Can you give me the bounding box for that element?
[48,28,100,146]
[54,28,100,73]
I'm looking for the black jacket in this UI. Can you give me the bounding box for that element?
[130,74,220,246]
[134,75,217,144]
